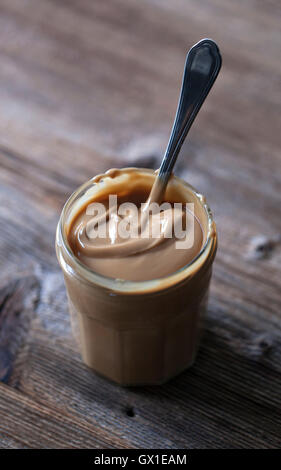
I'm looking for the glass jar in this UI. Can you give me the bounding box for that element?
[56,168,217,386]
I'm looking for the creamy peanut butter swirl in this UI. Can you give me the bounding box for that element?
[67,169,203,281]
[75,205,189,257]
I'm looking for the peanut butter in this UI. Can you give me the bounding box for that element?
[56,168,217,385]
[67,169,203,281]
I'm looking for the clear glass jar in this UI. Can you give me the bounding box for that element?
[56,168,217,385]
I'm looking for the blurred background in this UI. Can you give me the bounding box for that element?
[0,0,281,449]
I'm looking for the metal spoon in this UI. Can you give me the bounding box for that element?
[147,38,222,205]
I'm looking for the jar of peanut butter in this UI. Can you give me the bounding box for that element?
[56,168,217,385]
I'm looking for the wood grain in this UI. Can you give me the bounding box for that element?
[0,275,39,383]
[0,382,128,448]
[0,0,281,449]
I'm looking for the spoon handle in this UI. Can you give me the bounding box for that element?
[158,38,222,187]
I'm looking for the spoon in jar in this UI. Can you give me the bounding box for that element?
[143,38,222,211]
[78,39,222,256]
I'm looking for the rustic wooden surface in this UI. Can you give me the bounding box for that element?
[0,0,281,449]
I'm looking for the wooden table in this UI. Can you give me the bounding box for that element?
[0,0,280,449]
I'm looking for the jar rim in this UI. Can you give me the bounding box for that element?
[56,167,217,294]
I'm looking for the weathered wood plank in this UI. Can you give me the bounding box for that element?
[0,276,39,383]
[0,382,128,448]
